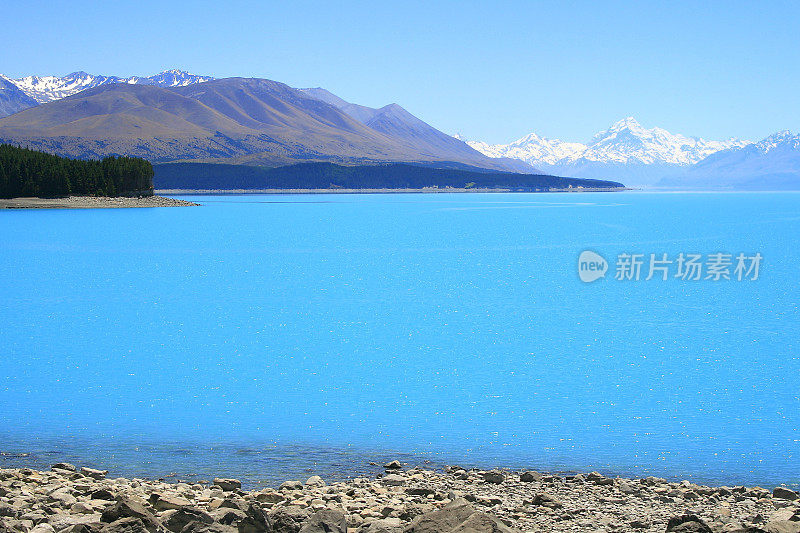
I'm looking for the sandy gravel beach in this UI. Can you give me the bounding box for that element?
[155,187,628,195]
[0,196,199,209]
[1,463,798,533]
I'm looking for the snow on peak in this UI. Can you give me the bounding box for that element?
[605,116,643,132]
[465,118,751,168]
[7,70,214,103]
[756,130,800,153]
[457,131,586,165]
[144,70,214,87]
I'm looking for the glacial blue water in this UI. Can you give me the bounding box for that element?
[0,192,798,489]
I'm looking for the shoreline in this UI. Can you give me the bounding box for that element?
[1,464,798,533]
[155,187,630,195]
[0,196,200,209]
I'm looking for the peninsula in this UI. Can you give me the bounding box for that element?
[0,144,195,208]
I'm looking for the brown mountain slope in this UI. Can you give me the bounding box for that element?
[173,78,374,134]
[300,87,536,172]
[0,78,526,171]
[0,84,257,137]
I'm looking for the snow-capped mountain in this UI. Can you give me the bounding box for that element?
[464,117,750,186]
[576,117,748,165]
[658,130,800,190]
[126,69,214,88]
[7,69,214,104]
[461,132,585,165]
[754,129,800,152]
[0,75,39,117]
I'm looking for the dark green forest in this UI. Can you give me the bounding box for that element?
[154,162,625,191]
[0,144,154,198]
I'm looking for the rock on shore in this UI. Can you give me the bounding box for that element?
[0,464,798,533]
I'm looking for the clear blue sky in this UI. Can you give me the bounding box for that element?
[2,0,798,144]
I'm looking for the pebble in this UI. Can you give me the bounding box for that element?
[0,463,795,533]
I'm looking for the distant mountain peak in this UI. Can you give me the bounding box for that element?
[659,130,800,190]
[591,116,656,143]
[0,74,40,118]
[762,129,796,141]
[756,130,799,152]
[5,70,215,104]
[608,116,643,130]
[464,117,751,185]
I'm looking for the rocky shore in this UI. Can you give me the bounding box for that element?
[1,463,798,533]
[0,196,199,209]
[154,187,628,195]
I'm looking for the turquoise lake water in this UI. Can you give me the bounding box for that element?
[1,192,798,488]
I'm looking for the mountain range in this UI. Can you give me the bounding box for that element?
[461,117,752,186]
[659,131,800,190]
[8,69,215,104]
[1,69,798,189]
[0,71,526,172]
[0,75,40,118]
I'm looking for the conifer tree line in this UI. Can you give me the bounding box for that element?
[0,144,154,198]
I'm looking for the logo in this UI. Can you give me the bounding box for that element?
[578,250,608,283]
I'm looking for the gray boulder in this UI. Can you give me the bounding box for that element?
[47,513,102,532]
[586,472,614,486]
[403,498,519,533]
[480,471,505,484]
[0,503,14,518]
[92,490,116,501]
[518,472,540,482]
[764,522,800,533]
[381,475,405,487]
[162,508,214,533]
[254,491,286,505]
[360,518,402,533]
[100,497,162,533]
[666,515,713,533]
[182,524,236,533]
[100,517,149,533]
[304,476,325,489]
[530,493,563,509]
[81,468,108,480]
[773,487,799,501]
[269,506,309,533]
[71,502,96,514]
[298,510,346,533]
[214,509,247,526]
[236,503,271,533]
[213,479,242,493]
[152,495,192,512]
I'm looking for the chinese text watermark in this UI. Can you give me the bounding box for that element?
[579,251,762,283]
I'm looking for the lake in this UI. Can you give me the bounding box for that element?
[0,192,798,489]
